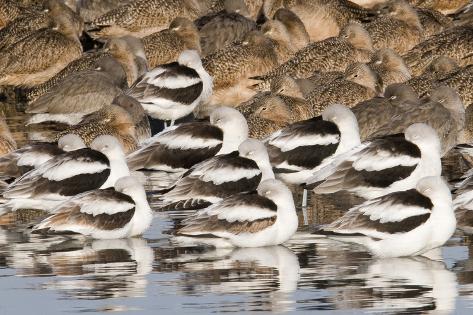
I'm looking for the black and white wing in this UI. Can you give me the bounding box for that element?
[3,148,110,199]
[0,142,63,178]
[32,188,135,235]
[313,134,421,193]
[178,191,278,237]
[266,116,341,173]
[127,62,203,108]
[157,151,261,211]
[317,189,433,239]
[126,121,224,171]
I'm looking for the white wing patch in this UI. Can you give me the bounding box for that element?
[198,167,260,185]
[269,133,339,152]
[199,203,276,223]
[42,160,108,181]
[148,75,201,89]
[352,151,419,171]
[17,151,55,167]
[157,133,221,150]
[357,202,431,223]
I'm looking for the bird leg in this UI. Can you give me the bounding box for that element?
[302,188,308,225]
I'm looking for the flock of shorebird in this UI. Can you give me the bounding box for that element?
[0,0,473,258]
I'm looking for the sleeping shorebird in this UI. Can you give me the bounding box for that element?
[154,139,274,214]
[127,50,212,127]
[0,135,129,214]
[265,104,361,213]
[174,179,298,248]
[32,176,152,239]
[126,106,248,189]
[313,176,455,258]
[0,134,85,180]
[307,123,442,200]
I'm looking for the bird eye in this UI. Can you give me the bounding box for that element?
[354,74,358,78]
[261,107,267,111]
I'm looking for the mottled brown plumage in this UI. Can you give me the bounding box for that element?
[77,0,131,22]
[142,17,201,68]
[0,0,30,29]
[270,75,305,99]
[26,56,127,118]
[0,0,82,52]
[367,48,411,90]
[202,31,278,109]
[403,25,473,76]
[415,7,452,38]
[0,13,82,87]
[88,0,203,39]
[273,8,309,51]
[407,56,460,95]
[27,36,145,102]
[307,62,382,115]
[0,115,16,156]
[198,0,256,57]
[295,71,345,98]
[261,19,294,64]
[370,86,465,154]
[351,83,419,139]
[205,0,263,20]
[436,65,473,108]
[111,94,151,144]
[236,89,312,139]
[271,0,377,42]
[252,94,313,124]
[366,0,423,54]
[56,104,139,154]
[252,22,374,91]
[408,0,470,15]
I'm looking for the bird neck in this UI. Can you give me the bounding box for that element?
[337,123,361,154]
[258,159,275,181]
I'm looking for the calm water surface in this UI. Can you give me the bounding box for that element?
[2,108,473,314]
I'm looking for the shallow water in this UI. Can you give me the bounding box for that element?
[2,107,473,314]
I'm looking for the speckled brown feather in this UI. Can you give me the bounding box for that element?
[26,59,126,115]
[199,9,256,57]
[252,22,374,90]
[407,56,460,95]
[407,0,470,15]
[367,48,411,90]
[0,0,84,54]
[0,0,31,29]
[55,105,138,153]
[0,115,16,156]
[142,18,201,68]
[26,51,110,102]
[89,0,203,39]
[415,7,452,38]
[366,1,423,54]
[403,25,473,76]
[307,63,381,115]
[0,16,82,87]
